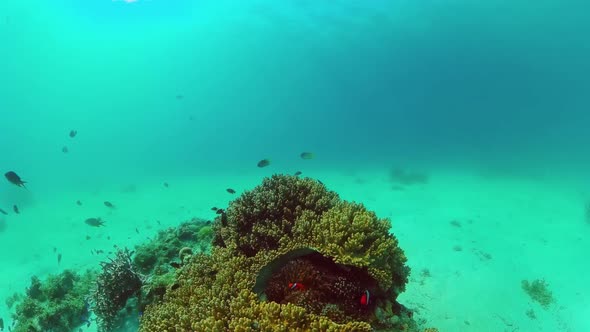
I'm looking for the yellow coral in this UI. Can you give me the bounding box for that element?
[140,175,418,332]
[290,202,409,291]
[220,175,340,256]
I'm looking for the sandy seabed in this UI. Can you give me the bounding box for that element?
[1,168,588,332]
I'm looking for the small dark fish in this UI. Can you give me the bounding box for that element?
[170,262,181,269]
[300,152,314,160]
[104,201,115,208]
[135,227,139,234]
[53,247,57,253]
[85,218,104,227]
[62,146,69,153]
[76,200,82,206]
[215,208,224,215]
[69,130,77,138]
[4,171,26,188]
[0,317,4,330]
[226,188,236,194]
[157,220,161,225]
[85,235,91,240]
[257,159,271,168]
[0,208,7,215]
[13,205,19,214]
[171,283,180,291]
[318,180,324,185]
[163,182,169,188]
[211,207,218,211]
[57,253,62,265]
[294,171,302,176]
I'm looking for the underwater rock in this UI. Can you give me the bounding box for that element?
[389,167,428,186]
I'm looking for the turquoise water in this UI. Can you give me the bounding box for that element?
[1,1,589,331]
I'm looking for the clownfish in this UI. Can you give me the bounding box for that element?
[360,290,370,306]
[288,282,306,291]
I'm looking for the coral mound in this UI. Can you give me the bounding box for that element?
[140,174,418,331]
[10,270,94,332]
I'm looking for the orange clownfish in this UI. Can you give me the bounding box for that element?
[360,290,370,306]
[288,282,306,291]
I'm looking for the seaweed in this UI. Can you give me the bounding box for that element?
[522,279,554,308]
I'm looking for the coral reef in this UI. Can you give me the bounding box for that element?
[178,247,193,263]
[291,201,409,291]
[132,218,213,311]
[133,218,212,275]
[10,269,95,332]
[86,219,214,331]
[5,219,214,332]
[216,175,340,256]
[140,174,423,331]
[93,248,145,332]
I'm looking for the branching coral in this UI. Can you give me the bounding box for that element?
[93,248,144,332]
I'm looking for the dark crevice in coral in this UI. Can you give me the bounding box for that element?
[257,250,379,324]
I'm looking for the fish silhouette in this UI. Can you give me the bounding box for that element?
[4,171,26,188]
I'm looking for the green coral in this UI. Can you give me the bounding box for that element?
[140,174,416,331]
[133,218,212,275]
[11,270,95,332]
